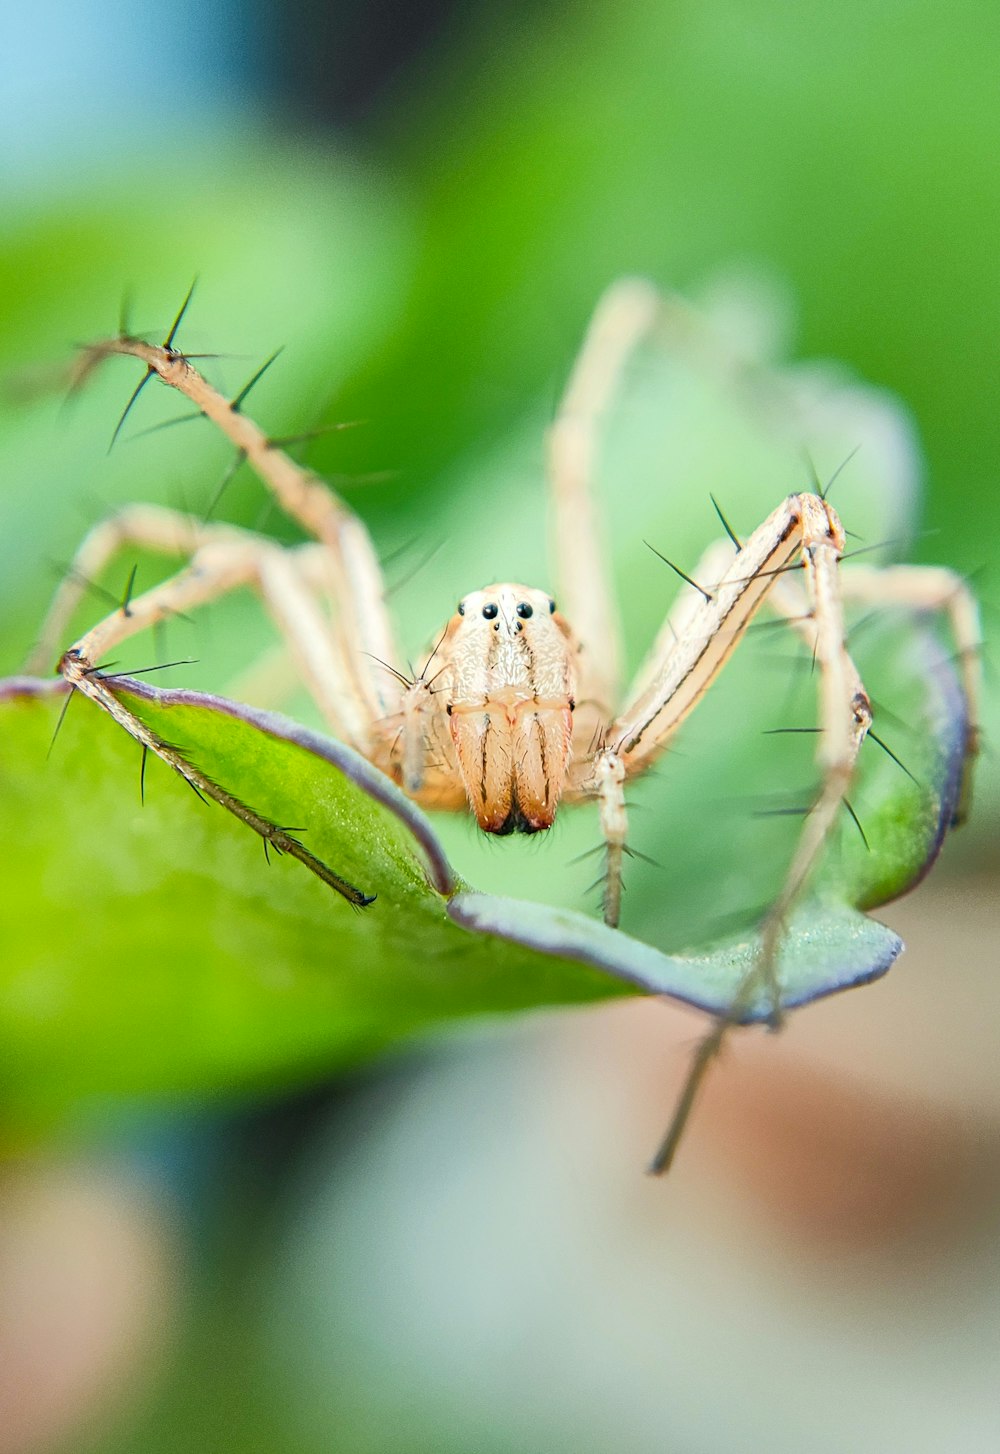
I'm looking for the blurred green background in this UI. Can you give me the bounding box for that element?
[1,1,999,1451]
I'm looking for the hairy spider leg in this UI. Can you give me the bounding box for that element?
[69,334,405,730]
[56,526,375,744]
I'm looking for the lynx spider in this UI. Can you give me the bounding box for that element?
[31,281,981,1164]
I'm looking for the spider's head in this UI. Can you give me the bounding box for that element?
[454,583,565,640]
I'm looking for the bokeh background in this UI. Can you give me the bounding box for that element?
[2,1,999,1450]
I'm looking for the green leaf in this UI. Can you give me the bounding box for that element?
[0,625,964,1127]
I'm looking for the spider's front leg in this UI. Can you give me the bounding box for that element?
[56,325,462,793]
[593,496,980,1176]
[588,493,872,948]
[590,492,876,1176]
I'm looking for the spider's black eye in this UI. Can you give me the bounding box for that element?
[482,603,499,620]
[548,598,556,614]
[516,602,533,619]
[457,601,465,616]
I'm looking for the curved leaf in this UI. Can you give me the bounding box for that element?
[0,622,965,1126]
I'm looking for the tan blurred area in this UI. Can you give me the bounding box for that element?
[263,859,1000,1454]
[0,1165,178,1454]
[678,867,1000,1253]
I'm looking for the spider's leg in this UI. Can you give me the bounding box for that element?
[546,278,661,729]
[58,638,373,910]
[75,330,405,732]
[604,496,859,778]
[582,536,737,927]
[575,495,867,932]
[839,563,982,823]
[755,534,871,982]
[627,539,738,702]
[603,493,872,932]
[54,538,380,905]
[56,534,369,750]
[27,503,248,675]
[587,492,877,1173]
[251,544,373,750]
[648,555,870,1176]
[579,535,833,928]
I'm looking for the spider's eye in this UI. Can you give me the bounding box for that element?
[516,602,533,619]
[482,603,499,620]
[548,598,556,614]
[457,601,465,616]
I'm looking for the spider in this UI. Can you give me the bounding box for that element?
[32,280,980,988]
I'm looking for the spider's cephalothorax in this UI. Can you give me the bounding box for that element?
[435,584,577,835]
